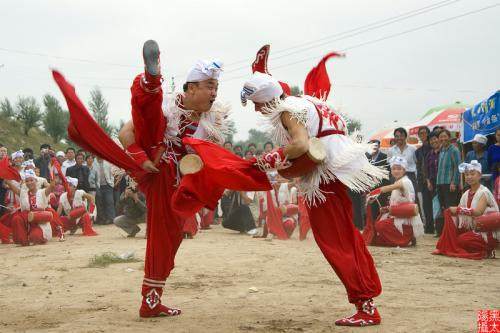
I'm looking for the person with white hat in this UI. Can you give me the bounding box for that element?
[55,151,66,166]
[57,176,98,236]
[365,156,424,247]
[434,160,499,259]
[241,72,388,327]
[4,169,60,245]
[465,134,489,175]
[116,40,230,318]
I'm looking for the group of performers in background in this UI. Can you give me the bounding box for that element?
[0,152,98,245]
[2,39,498,328]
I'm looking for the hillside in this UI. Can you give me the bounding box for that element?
[0,118,69,153]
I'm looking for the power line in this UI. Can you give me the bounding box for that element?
[223,3,500,82]
[222,0,463,73]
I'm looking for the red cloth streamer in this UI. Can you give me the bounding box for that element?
[0,156,21,181]
[304,52,344,99]
[264,191,289,240]
[51,70,146,180]
[50,157,71,194]
[172,137,272,218]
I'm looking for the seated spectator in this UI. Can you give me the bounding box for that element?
[363,156,424,247]
[433,160,499,259]
[113,185,146,237]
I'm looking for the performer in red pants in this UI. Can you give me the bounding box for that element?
[433,160,499,259]
[57,177,98,236]
[53,40,270,318]
[241,72,388,326]
[5,170,58,245]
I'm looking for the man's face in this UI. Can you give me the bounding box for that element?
[429,136,440,150]
[186,79,218,112]
[264,144,273,153]
[76,155,84,165]
[372,143,380,155]
[0,147,7,159]
[86,156,93,166]
[223,143,232,150]
[66,150,75,160]
[40,148,49,156]
[394,131,406,146]
[418,129,428,143]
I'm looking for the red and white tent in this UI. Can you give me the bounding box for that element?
[408,105,466,136]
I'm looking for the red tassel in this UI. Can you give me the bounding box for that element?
[304,52,344,99]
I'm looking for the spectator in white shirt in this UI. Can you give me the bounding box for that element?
[387,127,418,190]
[61,147,76,175]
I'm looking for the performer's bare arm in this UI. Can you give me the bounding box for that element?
[280,112,310,159]
[119,120,159,173]
[449,194,488,217]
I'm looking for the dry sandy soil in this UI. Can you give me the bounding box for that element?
[0,224,498,333]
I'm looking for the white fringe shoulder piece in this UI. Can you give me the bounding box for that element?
[162,92,231,145]
[261,95,389,206]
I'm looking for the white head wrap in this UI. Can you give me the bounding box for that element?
[67,176,79,187]
[472,134,488,145]
[389,156,408,170]
[459,160,482,174]
[11,150,24,160]
[186,59,223,82]
[22,159,35,169]
[241,72,283,106]
[22,169,36,180]
[56,151,65,157]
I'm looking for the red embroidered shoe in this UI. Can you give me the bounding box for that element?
[335,299,381,327]
[139,284,182,318]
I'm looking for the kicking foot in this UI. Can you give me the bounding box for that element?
[335,299,381,327]
[140,303,182,318]
[143,40,161,77]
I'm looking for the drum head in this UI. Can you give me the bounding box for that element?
[307,137,326,163]
[179,154,204,175]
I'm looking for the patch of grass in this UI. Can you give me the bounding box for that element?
[87,252,140,268]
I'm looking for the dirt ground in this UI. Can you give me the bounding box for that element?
[0,223,498,333]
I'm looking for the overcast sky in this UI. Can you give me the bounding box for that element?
[0,0,498,141]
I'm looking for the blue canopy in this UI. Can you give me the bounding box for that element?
[462,90,499,143]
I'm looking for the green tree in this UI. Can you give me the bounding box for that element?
[88,87,112,134]
[43,94,68,143]
[290,85,303,97]
[244,129,271,149]
[15,96,42,135]
[225,119,237,143]
[341,113,362,134]
[0,98,15,118]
